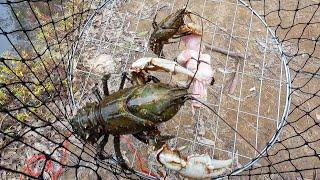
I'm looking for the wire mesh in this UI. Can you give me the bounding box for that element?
[0,0,319,179]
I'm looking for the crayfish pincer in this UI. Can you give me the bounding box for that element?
[70,73,188,170]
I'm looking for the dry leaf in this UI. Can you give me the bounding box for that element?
[197,137,215,146]
[250,87,256,92]
[248,62,260,68]
[217,68,233,74]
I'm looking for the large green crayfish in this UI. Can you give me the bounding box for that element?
[70,72,189,170]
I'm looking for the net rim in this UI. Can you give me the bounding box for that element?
[65,0,292,178]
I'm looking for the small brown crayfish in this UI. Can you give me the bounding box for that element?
[149,0,201,57]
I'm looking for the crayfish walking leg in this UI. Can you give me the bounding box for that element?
[92,74,111,160]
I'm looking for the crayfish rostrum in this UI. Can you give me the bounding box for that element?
[70,72,189,170]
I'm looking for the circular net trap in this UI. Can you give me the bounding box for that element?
[0,0,319,179]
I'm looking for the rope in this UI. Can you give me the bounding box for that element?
[121,136,157,178]
[19,132,71,180]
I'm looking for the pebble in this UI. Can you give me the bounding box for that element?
[91,54,117,73]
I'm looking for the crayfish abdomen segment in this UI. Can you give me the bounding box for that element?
[70,102,104,144]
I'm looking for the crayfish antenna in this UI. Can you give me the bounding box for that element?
[186,17,204,89]
[183,0,193,22]
[183,0,190,10]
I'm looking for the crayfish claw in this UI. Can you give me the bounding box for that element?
[152,135,175,150]
[156,145,233,178]
[131,57,202,80]
[146,75,160,83]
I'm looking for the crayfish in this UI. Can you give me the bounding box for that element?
[70,58,200,170]
[149,0,201,57]
[70,56,234,176]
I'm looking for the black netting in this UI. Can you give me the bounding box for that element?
[0,0,319,179]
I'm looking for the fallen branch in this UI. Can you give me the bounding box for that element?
[203,42,245,59]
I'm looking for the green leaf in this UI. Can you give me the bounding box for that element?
[16,113,27,122]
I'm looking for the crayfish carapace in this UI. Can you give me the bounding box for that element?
[70,70,192,170]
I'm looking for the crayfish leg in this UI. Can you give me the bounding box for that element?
[172,31,192,39]
[119,72,130,90]
[92,84,102,102]
[114,135,131,171]
[133,128,174,149]
[152,13,158,29]
[131,71,146,85]
[96,134,109,160]
[102,74,111,96]
[130,71,160,84]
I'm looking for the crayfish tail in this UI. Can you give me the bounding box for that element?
[70,102,104,144]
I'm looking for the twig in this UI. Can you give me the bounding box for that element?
[228,61,241,94]
[203,42,245,59]
[0,114,7,129]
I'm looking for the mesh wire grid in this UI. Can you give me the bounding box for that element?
[0,0,319,179]
[70,0,290,178]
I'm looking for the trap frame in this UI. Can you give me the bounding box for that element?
[69,0,291,178]
[0,0,319,179]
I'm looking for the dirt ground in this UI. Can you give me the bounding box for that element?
[67,0,309,179]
